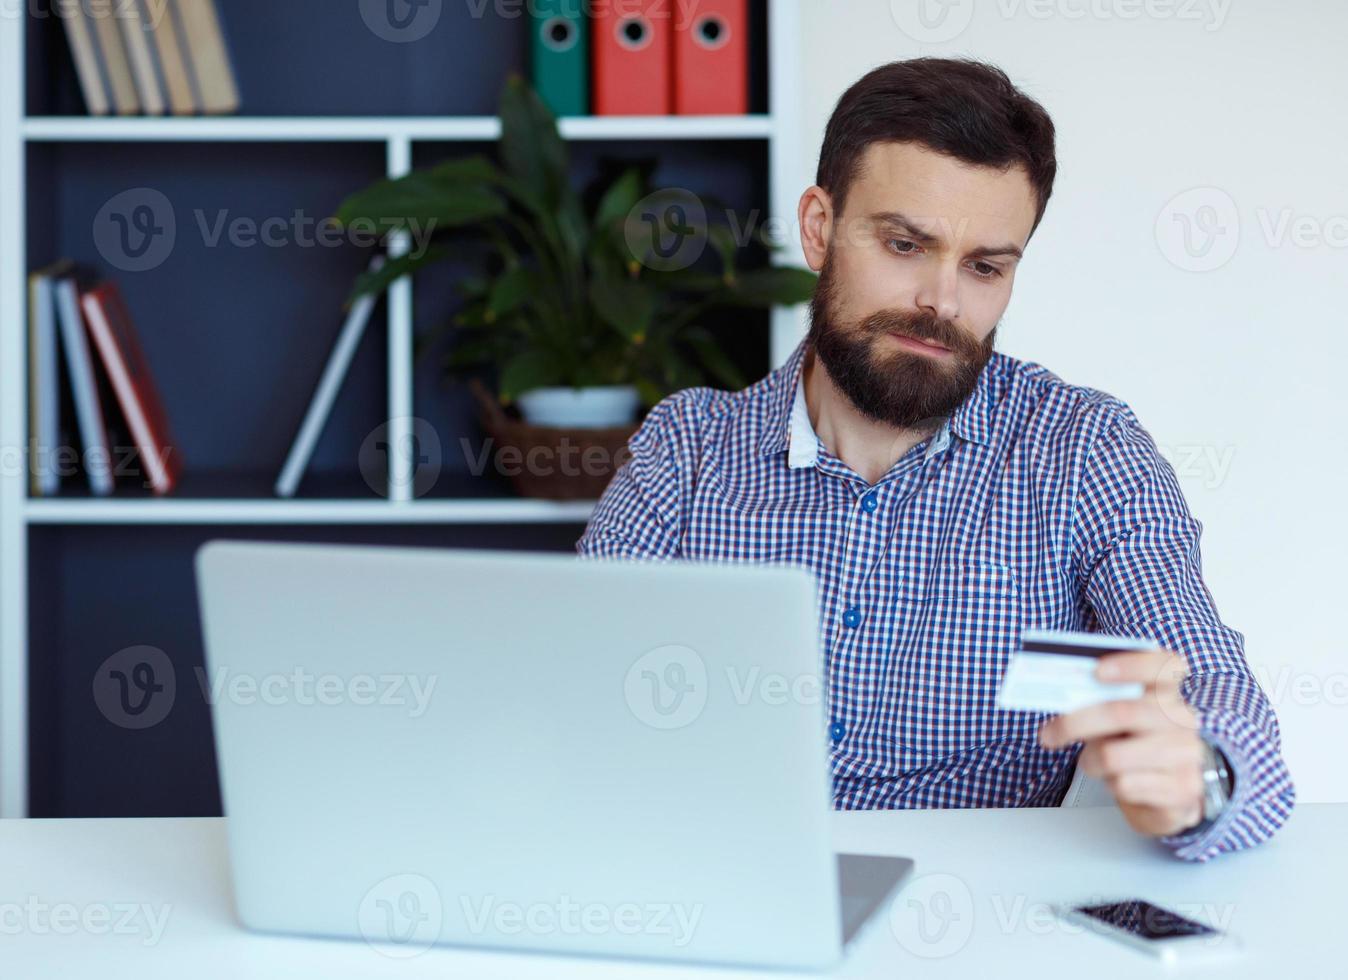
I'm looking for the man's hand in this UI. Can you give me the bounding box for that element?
[1038,648,1207,837]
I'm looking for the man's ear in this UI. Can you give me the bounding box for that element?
[797,185,833,272]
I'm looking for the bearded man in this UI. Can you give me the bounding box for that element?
[577,57,1293,863]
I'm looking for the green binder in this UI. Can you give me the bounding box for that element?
[530,1,588,117]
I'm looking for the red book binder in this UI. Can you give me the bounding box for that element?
[81,282,182,495]
[592,0,671,115]
[674,0,747,115]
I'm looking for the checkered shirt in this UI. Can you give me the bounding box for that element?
[577,337,1295,861]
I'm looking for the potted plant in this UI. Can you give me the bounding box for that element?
[333,75,816,495]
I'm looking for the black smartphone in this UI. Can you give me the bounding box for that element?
[1056,898,1240,963]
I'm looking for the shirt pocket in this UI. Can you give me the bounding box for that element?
[888,560,1027,765]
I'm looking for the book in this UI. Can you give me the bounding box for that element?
[673,0,748,115]
[54,275,115,495]
[88,0,141,115]
[142,0,197,114]
[531,0,588,117]
[56,0,110,116]
[174,0,239,115]
[27,261,72,496]
[81,282,182,495]
[118,2,166,115]
[274,257,385,498]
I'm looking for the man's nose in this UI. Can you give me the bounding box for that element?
[912,260,961,323]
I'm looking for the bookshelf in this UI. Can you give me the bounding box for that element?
[0,1,806,817]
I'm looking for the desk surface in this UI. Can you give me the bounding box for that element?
[0,804,1333,978]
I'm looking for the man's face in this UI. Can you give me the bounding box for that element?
[803,141,1039,429]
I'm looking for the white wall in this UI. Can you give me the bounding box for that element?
[795,0,1347,802]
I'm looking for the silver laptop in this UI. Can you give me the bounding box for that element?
[195,541,913,970]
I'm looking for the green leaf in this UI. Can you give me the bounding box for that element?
[593,168,644,235]
[589,277,656,341]
[498,348,562,401]
[586,203,637,278]
[346,246,449,304]
[499,74,567,211]
[428,154,503,185]
[620,195,708,271]
[555,204,587,269]
[684,326,746,390]
[487,265,533,317]
[720,266,818,306]
[334,171,505,235]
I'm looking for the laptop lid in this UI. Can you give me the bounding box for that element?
[196,541,842,969]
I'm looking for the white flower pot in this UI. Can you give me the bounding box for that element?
[516,384,640,429]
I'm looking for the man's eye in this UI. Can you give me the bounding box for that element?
[970,261,1001,279]
[886,238,919,255]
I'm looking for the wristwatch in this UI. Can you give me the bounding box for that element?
[1185,738,1234,834]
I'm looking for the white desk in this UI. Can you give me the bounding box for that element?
[0,804,1334,978]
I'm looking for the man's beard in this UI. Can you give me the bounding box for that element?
[805,253,997,430]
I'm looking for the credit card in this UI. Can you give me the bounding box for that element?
[996,629,1156,714]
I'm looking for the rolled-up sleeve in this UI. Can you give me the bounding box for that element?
[1070,403,1295,862]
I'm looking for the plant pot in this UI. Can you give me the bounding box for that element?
[469,379,639,500]
[516,384,639,429]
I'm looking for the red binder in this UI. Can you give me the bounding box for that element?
[592,0,671,115]
[674,0,747,115]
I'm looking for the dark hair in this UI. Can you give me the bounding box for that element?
[816,58,1057,234]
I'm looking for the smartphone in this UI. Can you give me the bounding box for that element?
[1055,899,1240,963]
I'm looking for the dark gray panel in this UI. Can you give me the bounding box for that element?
[29,524,587,817]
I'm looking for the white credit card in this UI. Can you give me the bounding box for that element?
[996,629,1155,714]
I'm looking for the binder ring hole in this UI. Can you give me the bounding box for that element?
[616,16,652,50]
[542,16,578,52]
[695,15,729,49]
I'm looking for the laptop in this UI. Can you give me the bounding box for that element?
[195,541,913,970]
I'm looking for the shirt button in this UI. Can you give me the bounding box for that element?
[829,721,846,743]
[861,492,878,513]
[842,606,862,628]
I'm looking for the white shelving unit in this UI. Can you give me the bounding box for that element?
[21,114,777,143]
[0,3,807,817]
[23,497,598,526]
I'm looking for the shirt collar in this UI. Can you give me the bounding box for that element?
[756,337,997,465]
